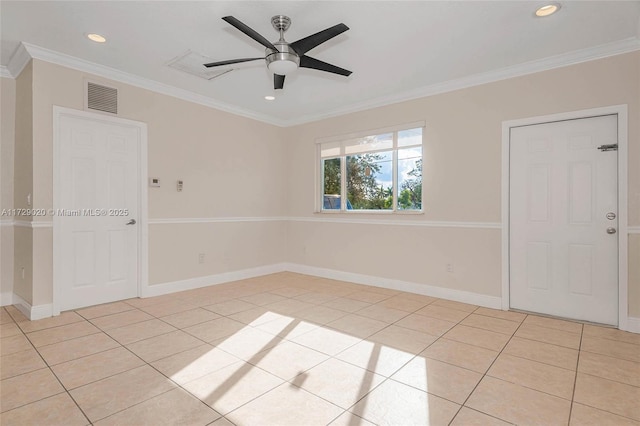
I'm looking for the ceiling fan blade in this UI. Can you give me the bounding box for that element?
[203,57,263,68]
[290,23,349,55]
[274,74,285,90]
[222,16,278,51]
[299,55,352,77]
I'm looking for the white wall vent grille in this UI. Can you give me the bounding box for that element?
[86,82,118,114]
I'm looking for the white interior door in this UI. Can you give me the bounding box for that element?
[509,114,618,325]
[58,113,140,311]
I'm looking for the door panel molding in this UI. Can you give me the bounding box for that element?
[53,106,148,315]
[501,105,628,330]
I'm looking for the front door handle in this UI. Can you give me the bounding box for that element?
[606,227,616,234]
[126,219,136,225]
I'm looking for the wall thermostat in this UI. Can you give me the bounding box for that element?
[149,177,161,187]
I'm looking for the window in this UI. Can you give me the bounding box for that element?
[319,125,423,212]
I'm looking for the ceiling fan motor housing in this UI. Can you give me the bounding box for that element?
[266,16,299,75]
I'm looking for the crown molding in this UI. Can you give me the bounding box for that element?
[286,37,640,126]
[6,42,31,78]
[0,66,12,79]
[5,37,640,127]
[19,43,289,127]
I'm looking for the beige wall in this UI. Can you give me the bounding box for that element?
[286,52,640,313]
[31,62,289,218]
[5,51,639,319]
[287,221,502,297]
[26,59,287,304]
[632,52,640,317]
[1,76,16,298]
[633,51,640,227]
[630,235,640,318]
[13,63,33,212]
[12,63,33,303]
[1,77,15,210]
[150,222,285,285]
[12,227,32,303]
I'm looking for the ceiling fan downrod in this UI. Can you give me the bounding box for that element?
[266,15,299,76]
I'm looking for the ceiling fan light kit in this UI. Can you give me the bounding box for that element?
[204,14,352,90]
[266,44,299,75]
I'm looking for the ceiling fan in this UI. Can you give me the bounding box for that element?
[204,15,352,90]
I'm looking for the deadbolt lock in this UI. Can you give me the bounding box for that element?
[606,212,616,220]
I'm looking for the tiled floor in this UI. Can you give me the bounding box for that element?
[1,272,639,425]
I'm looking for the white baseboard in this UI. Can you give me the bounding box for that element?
[143,263,288,298]
[12,294,31,319]
[11,294,53,320]
[0,292,13,306]
[8,263,638,334]
[30,304,54,321]
[283,262,503,310]
[625,317,640,333]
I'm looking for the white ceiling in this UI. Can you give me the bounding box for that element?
[2,1,640,126]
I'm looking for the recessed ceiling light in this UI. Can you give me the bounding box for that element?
[264,95,276,101]
[535,3,560,17]
[87,33,107,43]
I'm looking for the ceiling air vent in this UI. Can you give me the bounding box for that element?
[167,50,234,81]
[86,82,118,114]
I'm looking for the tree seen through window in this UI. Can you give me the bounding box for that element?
[321,127,422,211]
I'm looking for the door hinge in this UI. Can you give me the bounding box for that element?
[597,143,618,152]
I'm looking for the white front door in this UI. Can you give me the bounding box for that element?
[509,114,618,325]
[57,112,140,311]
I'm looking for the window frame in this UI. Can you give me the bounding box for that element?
[316,122,425,214]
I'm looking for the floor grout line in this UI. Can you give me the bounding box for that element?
[448,312,529,424]
[2,276,639,425]
[5,318,92,424]
[566,323,585,425]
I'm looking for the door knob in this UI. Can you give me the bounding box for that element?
[126,219,136,225]
[606,227,616,234]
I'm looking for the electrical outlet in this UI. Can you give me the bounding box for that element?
[198,253,205,264]
[446,263,454,273]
